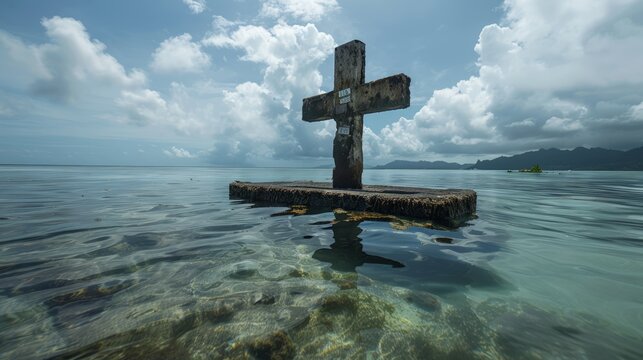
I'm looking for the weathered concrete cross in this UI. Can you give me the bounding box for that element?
[302,40,411,189]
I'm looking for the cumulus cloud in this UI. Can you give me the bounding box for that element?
[0,16,211,137]
[371,0,643,159]
[116,89,167,126]
[0,31,48,89]
[164,146,196,158]
[205,22,334,104]
[260,0,339,22]
[151,33,210,73]
[182,0,206,14]
[115,82,213,135]
[124,19,336,163]
[0,16,145,103]
[201,21,336,162]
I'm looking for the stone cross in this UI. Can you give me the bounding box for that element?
[302,40,411,189]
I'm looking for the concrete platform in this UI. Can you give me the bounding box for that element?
[229,181,476,227]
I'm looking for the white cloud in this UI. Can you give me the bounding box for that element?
[507,119,535,128]
[115,82,213,135]
[164,146,196,158]
[151,33,210,73]
[0,31,48,89]
[374,0,643,159]
[116,89,167,126]
[36,17,146,101]
[204,23,334,104]
[367,75,497,158]
[260,0,339,22]
[0,17,214,137]
[211,16,243,32]
[542,116,583,132]
[0,16,145,102]
[222,82,280,143]
[629,101,643,121]
[201,22,336,163]
[182,0,206,14]
[0,16,219,138]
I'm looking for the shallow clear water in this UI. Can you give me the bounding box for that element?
[0,166,642,359]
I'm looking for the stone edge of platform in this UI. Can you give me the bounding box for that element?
[229,181,476,226]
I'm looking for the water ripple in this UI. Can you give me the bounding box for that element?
[0,167,641,359]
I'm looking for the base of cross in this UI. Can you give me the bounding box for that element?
[229,181,477,227]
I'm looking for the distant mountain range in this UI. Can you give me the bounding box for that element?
[373,160,472,170]
[373,146,643,171]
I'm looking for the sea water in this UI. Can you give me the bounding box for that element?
[0,166,641,359]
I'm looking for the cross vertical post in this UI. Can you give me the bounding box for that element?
[333,40,365,189]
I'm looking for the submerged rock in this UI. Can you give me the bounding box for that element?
[434,237,454,244]
[398,288,441,312]
[44,279,135,308]
[333,279,357,290]
[253,293,276,305]
[377,331,477,360]
[287,268,308,278]
[245,330,295,360]
[288,289,396,358]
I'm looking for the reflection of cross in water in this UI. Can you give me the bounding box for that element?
[312,212,405,272]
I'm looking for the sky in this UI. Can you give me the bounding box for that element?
[1,0,642,166]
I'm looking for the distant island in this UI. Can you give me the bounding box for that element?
[515,164,542,173]
[373,146,643,171]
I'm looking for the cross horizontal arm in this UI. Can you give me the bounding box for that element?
[353,73,411,115]
[302,92,335,122]
[302,73,411,122]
